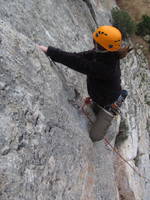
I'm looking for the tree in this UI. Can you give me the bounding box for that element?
[111,8,136,39]
[136,15,150,36]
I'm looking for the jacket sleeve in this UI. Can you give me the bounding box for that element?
[46,46,115,79]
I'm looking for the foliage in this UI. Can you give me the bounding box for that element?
[111,7,136,39]
[136,15,150,36]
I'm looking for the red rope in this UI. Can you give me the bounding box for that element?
[81,98,150,183]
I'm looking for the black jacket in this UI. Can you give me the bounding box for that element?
[46,46,122,107]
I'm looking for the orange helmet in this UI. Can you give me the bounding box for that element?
[93,26,122,52]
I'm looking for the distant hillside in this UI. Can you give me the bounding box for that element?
[116,0,150,67]
[116,0,150,22]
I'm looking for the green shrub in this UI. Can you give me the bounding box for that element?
[111,8,136,39]
[136,15,150,36]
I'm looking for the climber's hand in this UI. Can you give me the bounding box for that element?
[37,45,48,53]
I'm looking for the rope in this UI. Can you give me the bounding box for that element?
[81,98,150,183]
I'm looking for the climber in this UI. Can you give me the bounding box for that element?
[38,25,132,142]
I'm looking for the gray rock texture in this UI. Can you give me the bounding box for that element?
[0,0,149,200]
[115,43,150,200]
[143,35,150,42]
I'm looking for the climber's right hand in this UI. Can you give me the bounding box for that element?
[37,45,48,53]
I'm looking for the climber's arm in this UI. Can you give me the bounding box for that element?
[46,46,114,78]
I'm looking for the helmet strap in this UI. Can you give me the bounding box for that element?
[95,43,108,53]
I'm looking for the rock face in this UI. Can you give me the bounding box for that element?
[143,35,150,42]
[0,0,149,200]
[115,44,150,200]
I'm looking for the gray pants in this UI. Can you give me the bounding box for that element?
[89,106,114,142]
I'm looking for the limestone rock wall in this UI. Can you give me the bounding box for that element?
[0,0,149,200]
[115,44,150,200]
